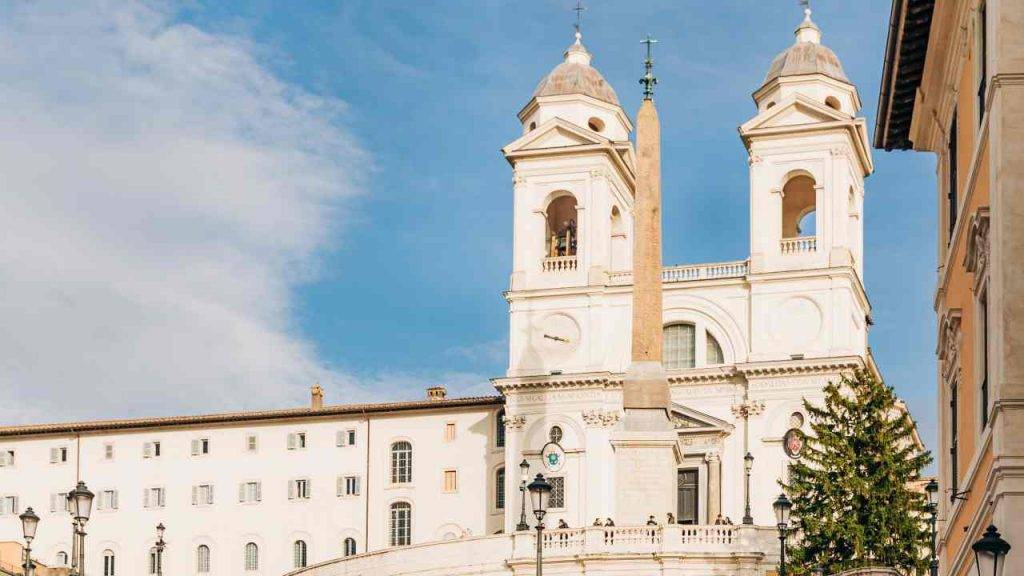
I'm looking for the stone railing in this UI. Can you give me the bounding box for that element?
[608,259,749,285]
[542,255,578,272]
[290,525,777,576]
[780,236,817,253]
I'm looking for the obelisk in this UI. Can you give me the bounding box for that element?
[611,36,679,526]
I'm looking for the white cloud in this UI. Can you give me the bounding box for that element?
[0,0,369,422]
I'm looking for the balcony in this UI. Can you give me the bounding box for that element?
[608,259,749,286]
[780,236,817,254]
[542,255,578,272]
[290,524,779,576]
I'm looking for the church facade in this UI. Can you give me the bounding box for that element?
[0,9,894,576]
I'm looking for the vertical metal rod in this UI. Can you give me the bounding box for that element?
[517,482,530,531]
[779,531,787,576]
[77,526,86,576]
[535,524,543,576]
[743,464,753,524]
[70,520,79,576]
[929,509,939,576]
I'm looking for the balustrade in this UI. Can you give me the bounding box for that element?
[542,255,578,272]
[780,236,817,253]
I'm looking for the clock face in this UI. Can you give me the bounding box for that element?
[538,313,581,360]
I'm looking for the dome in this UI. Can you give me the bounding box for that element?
[532,33,620,107]
[762,10,849,85]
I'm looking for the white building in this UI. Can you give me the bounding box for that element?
[0,9,888,576]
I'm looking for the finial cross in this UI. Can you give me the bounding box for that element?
[640,34,659,100]
[573,0,586,33]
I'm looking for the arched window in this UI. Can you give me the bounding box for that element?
[495,467,506,509]
[545,195,578,258]
[293,540,307,568]
[389,501,412,546]
[664,324,696,369]
[610,206,627,271]
[148,547,160,575]
[343,537,357,557]
[390,441,412,484]
[825,96,841,111]
[707,333,725,365]
[548,426,563,444]
[244,543,258,572]
[102,550,116,576]
[496,409,506,448]
[56,552,68,567]
[196,545,211,573]
[782,175,816,238]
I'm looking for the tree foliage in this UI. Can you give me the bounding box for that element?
[783,369,932,575]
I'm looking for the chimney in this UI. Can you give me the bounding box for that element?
[426,386,447,401]
[310,384,324,410]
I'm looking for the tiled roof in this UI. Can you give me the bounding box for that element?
[0,396,504,438]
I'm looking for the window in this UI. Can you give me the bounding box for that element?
[288,432,307,450]
[338,476,360,497]
[664,324,696,369]
[707,333,725,365]
[239,481,262,503]
[677,469,699,524]
[192,484,214,506]
[290,478,311,500]
[548,477,565,509]
[50,446,69,464]
[977,2,988,126]
[244,543,258,571]
[825,96,841,111]
[1,495,19,515]
[548,426,563,444]
[0,449,14,467]
[950,383,959,503]
[389,502,412,546]
[246,435,258,452]
[196,545,210,573]
[495,467,506,510]
[980,287,991,430]
[50,492,70,513]
[104,443,115,460]
[948,110,959,241]
[191,438,210,456]
[587,117,605,132]
[443,469,458,493]
[545,195,578,258]
[391,441,412,484]
[143,441,161,458]
[149,547,160,575]
[98,490,118,511]
[144,487,165,508]
[103,550,116,576]
[496,410,506,448]
[444,422,457,442]
[293,540,308,569]
[337,429,357,447]
[56,552,68,566]
[343,537,357,557]
[782,174,817,239]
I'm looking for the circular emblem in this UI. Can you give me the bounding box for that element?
[541,442,565,472]
[783,428,805,459]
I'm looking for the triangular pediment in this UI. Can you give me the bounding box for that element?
[670,403,733,433]
[740,94,852,133]
[503,117,609,155]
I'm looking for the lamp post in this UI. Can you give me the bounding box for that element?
[972,524,1010,576]
[517,459,531,531]
[20,507,39,576]
[925,478,939,576]
[155,523,166,576]
[773,493,793,576]
[68,481,94,576]
[527,473,552,576]
[743,452,754,524]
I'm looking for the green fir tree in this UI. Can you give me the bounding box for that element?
[783,369,932,575]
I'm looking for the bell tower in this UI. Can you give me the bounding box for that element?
[740,7,873,278]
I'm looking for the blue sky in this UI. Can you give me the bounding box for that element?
[0,1,938,452]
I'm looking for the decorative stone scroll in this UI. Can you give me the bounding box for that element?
[938,309,963,381]
[503,414,527,430]
[730,400,766,419]
[581,409,621,427]
[964,208,990,290]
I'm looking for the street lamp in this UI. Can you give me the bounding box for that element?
[20,507,39,576]
[925,478,939,576]
[773,493,793,576]
[517,459,531,531]
[155,523,166,576]
[68,481,94,576]
[972,524,1011,576]
[743,452,755,524]
[527,473,552,576]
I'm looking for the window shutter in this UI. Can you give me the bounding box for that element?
[208,484,214,505]
[239,483,245,502]
[50,448,59,463]
[143,443,152,458]
[111,491,118,509]
[159,489,165,507]
[306,478,312,498]
[355,476,361,496]
[288,433,296,450]
[50,494,57,513]
[144,489,150,508]
[191,486,198,506]
[337,476,343,497]
[288,480,296,500]
[348,430,356,446]
[256,481,262,502]
[191,440,199,456]
[336,431,344,447]
[11,496,18,514]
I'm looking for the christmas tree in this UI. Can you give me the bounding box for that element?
[783,369,932,575]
